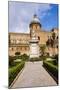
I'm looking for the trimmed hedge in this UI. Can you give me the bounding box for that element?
[9,61,25,86]
[48,60,58,66]
[39,56,47,61]
[21,54,29,61]
[9,56,15,66]
[9,56,21,66]
[29,57,41,62]
[43,61,58,79]
[52,54,58,64]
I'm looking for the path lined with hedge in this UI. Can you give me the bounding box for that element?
[11,61,57,88]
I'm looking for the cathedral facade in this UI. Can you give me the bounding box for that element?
[9,15,58,56]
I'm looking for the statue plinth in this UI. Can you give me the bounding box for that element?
[29,36,40,58]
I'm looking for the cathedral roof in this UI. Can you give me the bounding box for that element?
[29,14,41,27]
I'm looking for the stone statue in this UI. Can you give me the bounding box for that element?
[31,29,38,40]
[32,30,36,37]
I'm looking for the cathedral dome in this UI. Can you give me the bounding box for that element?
[29,14,41,27]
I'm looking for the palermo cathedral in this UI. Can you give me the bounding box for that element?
[9,15,58,56]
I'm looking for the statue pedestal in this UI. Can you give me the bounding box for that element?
[29,39,40,58]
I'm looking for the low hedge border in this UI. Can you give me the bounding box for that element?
[43,61,58,80]
[9,61,25,86]
[29,57,41,62]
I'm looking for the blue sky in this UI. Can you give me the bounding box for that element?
[9,2,58,33]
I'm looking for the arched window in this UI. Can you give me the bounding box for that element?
[12,47,14,51]
[25,47,27,50]
[19,47,22,51]
[38,36,40,40]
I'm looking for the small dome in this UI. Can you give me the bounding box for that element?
[29,14,41,27]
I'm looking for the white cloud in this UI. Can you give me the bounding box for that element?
[9,2,52,33]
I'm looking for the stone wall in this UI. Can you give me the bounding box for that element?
[9,28,58,56]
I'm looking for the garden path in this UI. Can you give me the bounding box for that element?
[11,61,57,88]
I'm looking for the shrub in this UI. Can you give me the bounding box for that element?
[48,60,58,66]
[43,61,58,80]
[40,45,46,56]
[15,52,20,56]
[53,54,58,64]
[39,56,46,60]
[29,57,41,62]
[9,61,25,86]
[9,56,16,66]
[21,54,29,61]
[9,55,22,66]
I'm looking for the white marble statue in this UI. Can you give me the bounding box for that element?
[32,30,38,40]
[32,30,36,37]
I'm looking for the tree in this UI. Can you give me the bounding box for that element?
[40,45,46,56]
[46,29,57,56]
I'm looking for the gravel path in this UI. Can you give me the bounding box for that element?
[11,61,57,88]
